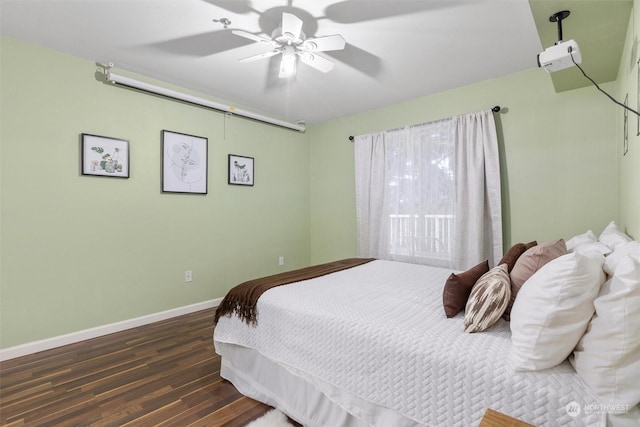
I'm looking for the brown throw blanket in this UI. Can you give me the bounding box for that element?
[214,258,375,325]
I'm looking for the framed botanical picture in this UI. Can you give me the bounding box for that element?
[228,154,254,186]
[162,130,208,194]
[81,133,130,178]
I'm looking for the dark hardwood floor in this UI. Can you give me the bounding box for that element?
[0,308,301,427]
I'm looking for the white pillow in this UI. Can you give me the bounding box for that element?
[599,221,632,250]
[571,241,612,257]
[566,230,598,251]
[510,252,605,371]
[571,254,640,410]
[604,241,640,276]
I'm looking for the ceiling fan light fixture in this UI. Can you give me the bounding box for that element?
[279,51,297,78]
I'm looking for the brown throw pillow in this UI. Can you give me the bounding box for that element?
[442,260,490,318]
[499,241,539,273]
[464,264,511,333]
[503,238,567,320]
[499,243,526,272]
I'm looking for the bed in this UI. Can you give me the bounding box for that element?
[214,233,640,427]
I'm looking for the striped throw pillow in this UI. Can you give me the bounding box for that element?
[464,264,510,333]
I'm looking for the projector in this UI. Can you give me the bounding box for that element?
[537,39,581,72]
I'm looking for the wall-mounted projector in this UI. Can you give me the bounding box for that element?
[537,39,581,73]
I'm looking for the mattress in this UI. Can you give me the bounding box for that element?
[214,260,607,426]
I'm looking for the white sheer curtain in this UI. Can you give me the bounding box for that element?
[354,110,502,270]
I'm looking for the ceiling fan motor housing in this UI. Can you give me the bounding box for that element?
[272,27,306,45]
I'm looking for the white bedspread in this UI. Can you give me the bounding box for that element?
[214,260,606,426]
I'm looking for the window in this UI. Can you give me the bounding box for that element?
[354,110,502,269]
[386,125,454,264]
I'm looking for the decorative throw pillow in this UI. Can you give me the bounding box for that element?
[504,238,566,320]
[571,255,640,410]
[498,241,538,273]
[463,264,510,333]
[442,260,490,318]
[599,221,632,250]
[498,243,526,272]
[510,252,605,371]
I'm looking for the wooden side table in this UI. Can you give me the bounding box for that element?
[478,408,535,427]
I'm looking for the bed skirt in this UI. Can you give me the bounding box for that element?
[217,342,423,427]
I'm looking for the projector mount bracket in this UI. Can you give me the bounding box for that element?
[549,10,571,44]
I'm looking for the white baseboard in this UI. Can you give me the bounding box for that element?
[0,298,221,362]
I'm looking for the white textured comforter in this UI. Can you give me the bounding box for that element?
[214,260,605,426]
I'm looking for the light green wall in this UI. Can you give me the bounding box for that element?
[616,0,640,239]
[4,6,639,349]
[309,68,619,264]
[0,37,310,349]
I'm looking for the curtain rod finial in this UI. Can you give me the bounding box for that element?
[492,106,501,113]
[349,136,354,142]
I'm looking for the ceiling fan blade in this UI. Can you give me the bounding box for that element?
[302,34,346,52]
[281,12,303,42]
[231,30,272,44]
[299,53,335,73]
[239,50,280,63]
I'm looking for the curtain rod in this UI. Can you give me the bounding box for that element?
[347,105,501,141]
[103,64,306,133]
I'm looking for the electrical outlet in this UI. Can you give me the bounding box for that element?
[185,270,193,282]
[278,256,284,266]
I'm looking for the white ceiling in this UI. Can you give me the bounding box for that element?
[1,0,546,125]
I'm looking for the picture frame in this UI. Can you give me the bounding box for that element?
[228,154,254,186]
[81,133,130,178]
[162,130,208,194]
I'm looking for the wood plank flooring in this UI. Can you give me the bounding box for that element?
[0,308,301,427]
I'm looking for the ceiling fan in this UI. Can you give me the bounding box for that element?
[231,12,346,78]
